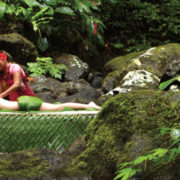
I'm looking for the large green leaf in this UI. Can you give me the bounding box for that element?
[31,7,50,20]
[0,2,6,19]
[5,4,16,15]
[55,7,75,16]
[97,33,105,45]
[42,0,57,6]
[158,76,180,91]
[74,1,91,13]
[171,128,180,140]
[38,37,49,51]
[47,6,54,15]
[22,0,40,7]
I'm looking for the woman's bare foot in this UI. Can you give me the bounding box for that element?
[88,101,101,110]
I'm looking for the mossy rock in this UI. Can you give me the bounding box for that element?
[138,43,180,77]
[104,43,180,80]
[104,51,145,73]
[103,51,145,92]
[102,71,123,92]
[0,149,49,178]
[0,33,38,65]
[63,90,180,179]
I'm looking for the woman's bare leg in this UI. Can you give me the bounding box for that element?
[39,102,101,111]
[0,98,101,111]
[0,98,19,111]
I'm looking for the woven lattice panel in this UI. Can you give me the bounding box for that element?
[0,113,96,153]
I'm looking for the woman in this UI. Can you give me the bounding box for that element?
[0,96,101,111]
[0,51,35,101]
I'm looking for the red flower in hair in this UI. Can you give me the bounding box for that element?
[0,52,7,61]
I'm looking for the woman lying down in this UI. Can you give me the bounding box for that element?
[0,96,101,111]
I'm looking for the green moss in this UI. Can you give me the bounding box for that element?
[0,33,37,51]
[103,70,121,83]
[50,137,87,178]
[63,90,180,178]
[104,50,145,72]
[0,149,49,178]
[150,43,180,60]
[104,43,180,78]
[138,43,180,76]
[139,43,180,62]
[102,70,123,90]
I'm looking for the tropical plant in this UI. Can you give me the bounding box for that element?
[0,0,105,51]
[114,127,180,180]
[27,57,66,80]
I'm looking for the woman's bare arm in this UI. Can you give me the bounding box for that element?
[0,71,21,98]
[0,83,3,94]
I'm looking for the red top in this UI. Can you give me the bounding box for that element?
[0,63,35,101]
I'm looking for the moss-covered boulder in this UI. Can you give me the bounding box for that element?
[138,43,180,77]
[102,51,146,92]
[63,90,180,179]
[0,138,91,179]
[105,43,180,78]
[0,149,49,178]
[50,137,92,179]
[0,33,38,64]
[102,71,123,92]
[104,51,145,73]
[120,70,160,90]
[103,44,180,92]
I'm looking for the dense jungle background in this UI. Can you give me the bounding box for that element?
[0,0,180,71]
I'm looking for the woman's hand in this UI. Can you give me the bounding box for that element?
[0,71,21,98]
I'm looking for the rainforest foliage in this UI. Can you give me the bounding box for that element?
[27,57,66,79]
[0,0,105,52]
[101,0,180,55]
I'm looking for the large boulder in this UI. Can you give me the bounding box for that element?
[104,51,145,73]
[58,80,101,104]
[102,71,123,92]
[137,44,180,77]
[29,76,101,104]
[62,90,180,179]
[121,70,160,89]
[0,144,91,179]
[106,70,160,96]
[0,33,38,64]
[103,43,180,92]
[29,75,67,103]
[54,54,89,81]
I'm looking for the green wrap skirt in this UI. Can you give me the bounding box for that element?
[17,96,43,111]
